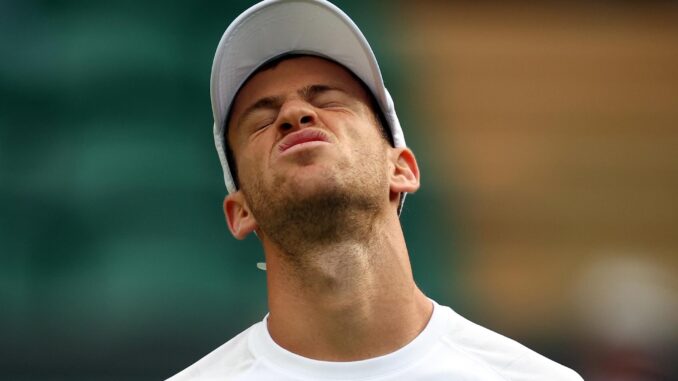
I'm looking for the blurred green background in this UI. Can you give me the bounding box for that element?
[3,1,677,380]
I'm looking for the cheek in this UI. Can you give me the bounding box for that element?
[323,109,380,141]
[348,119,387,152]
[235,135,275,187]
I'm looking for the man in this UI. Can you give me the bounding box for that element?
[168,0,583,379]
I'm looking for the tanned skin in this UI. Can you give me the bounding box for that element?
[222,56,431,361]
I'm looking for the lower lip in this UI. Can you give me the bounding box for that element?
[280,140,330,156]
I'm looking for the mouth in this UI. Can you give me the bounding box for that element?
[277,129,331,153]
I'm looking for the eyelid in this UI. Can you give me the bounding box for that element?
[318,101,344,108]
[254,118,275,131]
[243,109,277,132]
[312,91,348,107]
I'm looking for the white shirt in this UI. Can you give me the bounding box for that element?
[167,300,583,380]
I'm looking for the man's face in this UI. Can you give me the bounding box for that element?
[226,56,392,248]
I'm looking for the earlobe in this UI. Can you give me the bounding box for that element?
[390,148,420,194]
[223,192,258,240]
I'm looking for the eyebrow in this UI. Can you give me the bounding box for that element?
[236,84,346,128]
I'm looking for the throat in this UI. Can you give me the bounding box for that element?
[264,233,432,362]
[297,240,378,297]
[266,268,432,361]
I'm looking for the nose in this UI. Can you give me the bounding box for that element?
[276,100,317,133]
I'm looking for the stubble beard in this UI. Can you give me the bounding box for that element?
[243,150,388,266]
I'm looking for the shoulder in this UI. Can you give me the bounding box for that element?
[436,304,583,381]
[165,323,260,381]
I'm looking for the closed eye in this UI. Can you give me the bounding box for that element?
[245,109,278,133]
[254,119,275,131]
[318,102,345,108]
[313,92,349,109]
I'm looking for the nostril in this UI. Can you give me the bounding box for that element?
[280,122,293,131]
[300,115,312,124]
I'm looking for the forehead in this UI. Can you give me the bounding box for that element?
[229,56,371,124]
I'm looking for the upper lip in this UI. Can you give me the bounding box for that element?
[277,129,331,152]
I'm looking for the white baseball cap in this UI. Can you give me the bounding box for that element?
[211,0,407,194]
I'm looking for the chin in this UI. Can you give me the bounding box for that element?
[283,170,345,200]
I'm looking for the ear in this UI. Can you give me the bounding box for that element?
[223,191,258,240]
[389,147,420,194]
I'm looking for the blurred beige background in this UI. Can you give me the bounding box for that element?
[393,0,678,334]
[387,2,678,376]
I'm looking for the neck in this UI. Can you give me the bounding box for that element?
[261,214,432,361]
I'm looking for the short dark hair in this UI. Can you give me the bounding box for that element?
[224,54,394,189]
